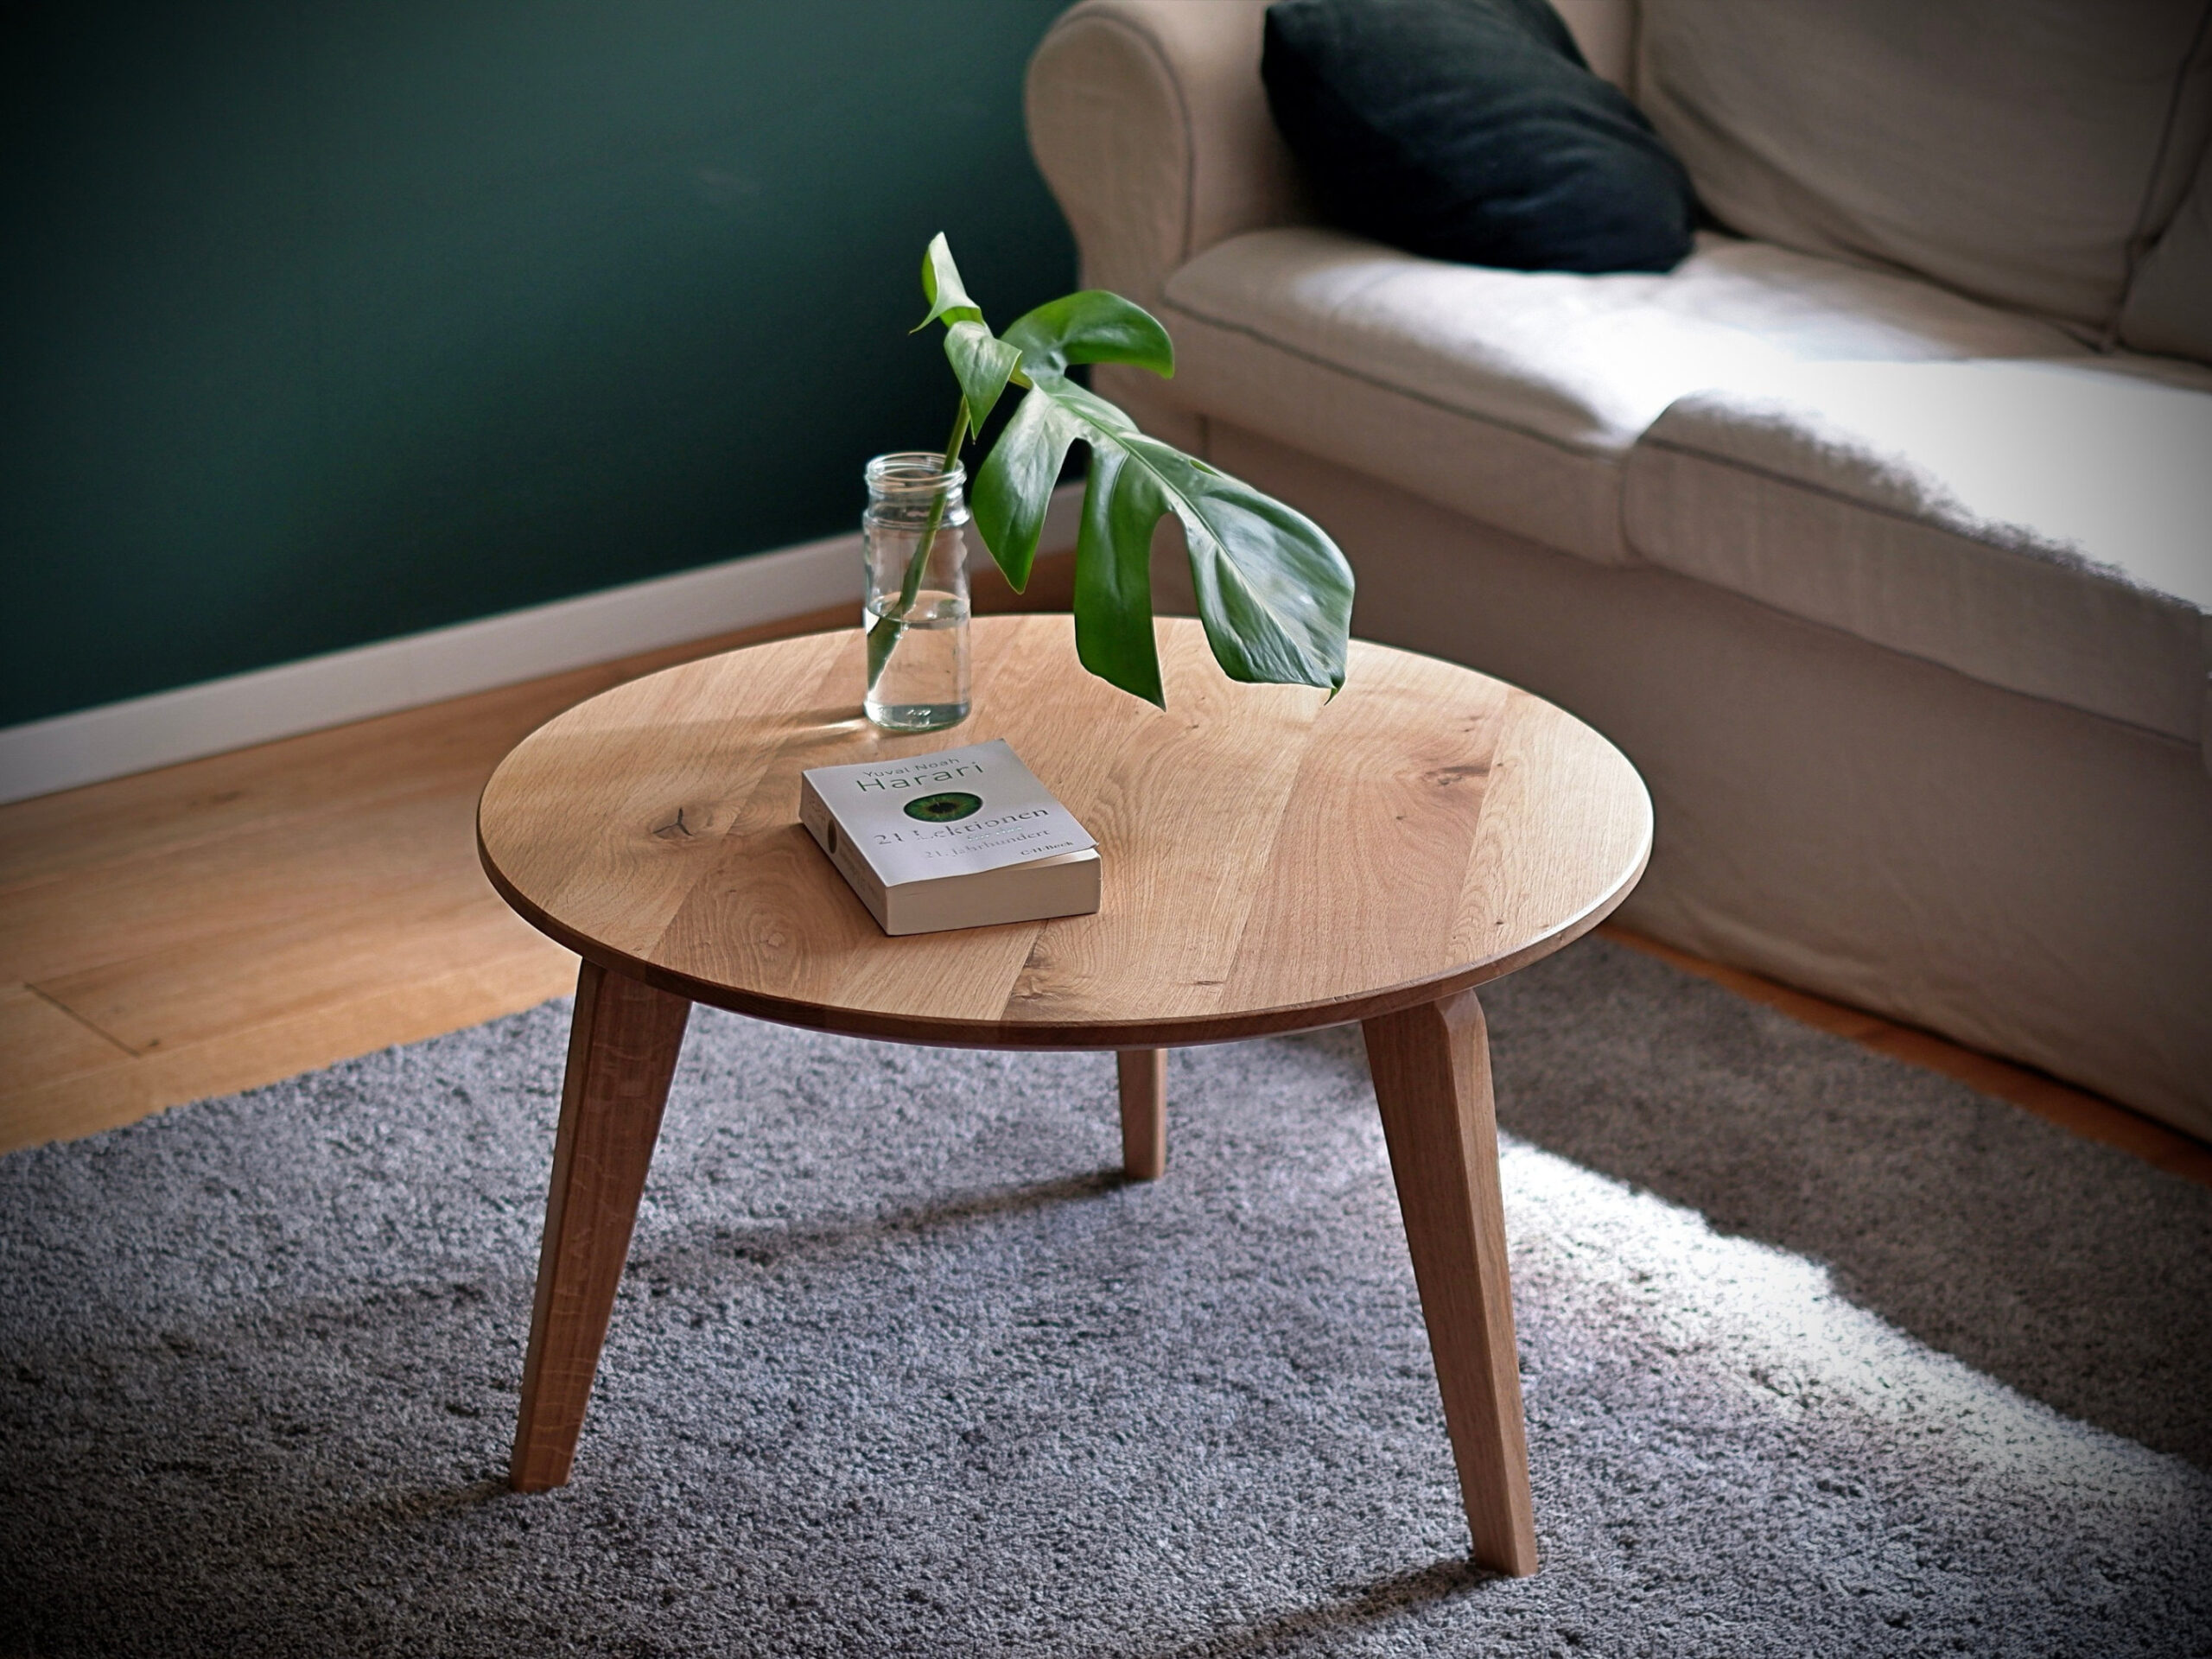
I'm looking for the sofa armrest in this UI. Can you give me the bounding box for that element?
[1027,0,1309,314]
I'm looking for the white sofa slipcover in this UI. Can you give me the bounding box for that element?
[1159,227,2081,565]
[1026,0,2212,1135]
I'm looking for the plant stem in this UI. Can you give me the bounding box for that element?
[868,400,969,693]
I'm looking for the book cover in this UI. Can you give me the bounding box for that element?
[798,740,1100,935]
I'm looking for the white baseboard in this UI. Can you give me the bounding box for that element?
[0,483,1084,806]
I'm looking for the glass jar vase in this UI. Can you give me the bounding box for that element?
[861,451,971,733]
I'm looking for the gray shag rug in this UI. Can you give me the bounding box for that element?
[3,939,2209,1657]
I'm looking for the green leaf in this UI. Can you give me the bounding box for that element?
[944,320,1020,433]
[975,370,1351,705]
[969,379,1099,593]
[914,244,1351,708]
[913,232,982,332]
[1071,443,1166,706]
[1001,290,1174,379]
[915,236,1020,443]
[1134,437,1353,695]
[969,291,1166,595]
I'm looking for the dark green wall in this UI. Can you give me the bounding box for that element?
[2,0,1077,726]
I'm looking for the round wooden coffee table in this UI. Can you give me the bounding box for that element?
[479,614,1649,1574]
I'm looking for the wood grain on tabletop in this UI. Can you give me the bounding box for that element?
[476,614,1656,1047]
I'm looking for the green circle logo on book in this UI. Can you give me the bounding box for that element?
[904,791,982,823]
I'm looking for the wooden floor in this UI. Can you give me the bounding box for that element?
[4,562,2207,1187]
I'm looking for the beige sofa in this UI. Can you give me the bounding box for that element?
[1025,0,2212,1138]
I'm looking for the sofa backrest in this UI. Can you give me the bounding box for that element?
[1552,0,1637,92]
[2121,136,2212,365]
[1635,0,2212,333]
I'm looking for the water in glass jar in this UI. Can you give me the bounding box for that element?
[864,588,971,731]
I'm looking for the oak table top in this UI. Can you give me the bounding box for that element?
[478,614,1652,1050]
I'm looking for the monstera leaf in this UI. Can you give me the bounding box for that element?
[901,236,1354,708]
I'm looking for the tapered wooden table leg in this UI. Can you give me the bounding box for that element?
[1362,989,1538,1575]
[1116,1048,1168,1179]
[510,959,692,1492]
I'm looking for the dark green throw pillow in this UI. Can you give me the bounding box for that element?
[1262,0,1697,273]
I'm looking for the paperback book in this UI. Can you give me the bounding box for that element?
[798,739,1100,936]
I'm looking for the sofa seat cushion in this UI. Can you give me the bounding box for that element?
[1623,358,2212,747]
[1159,226,2078,564]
